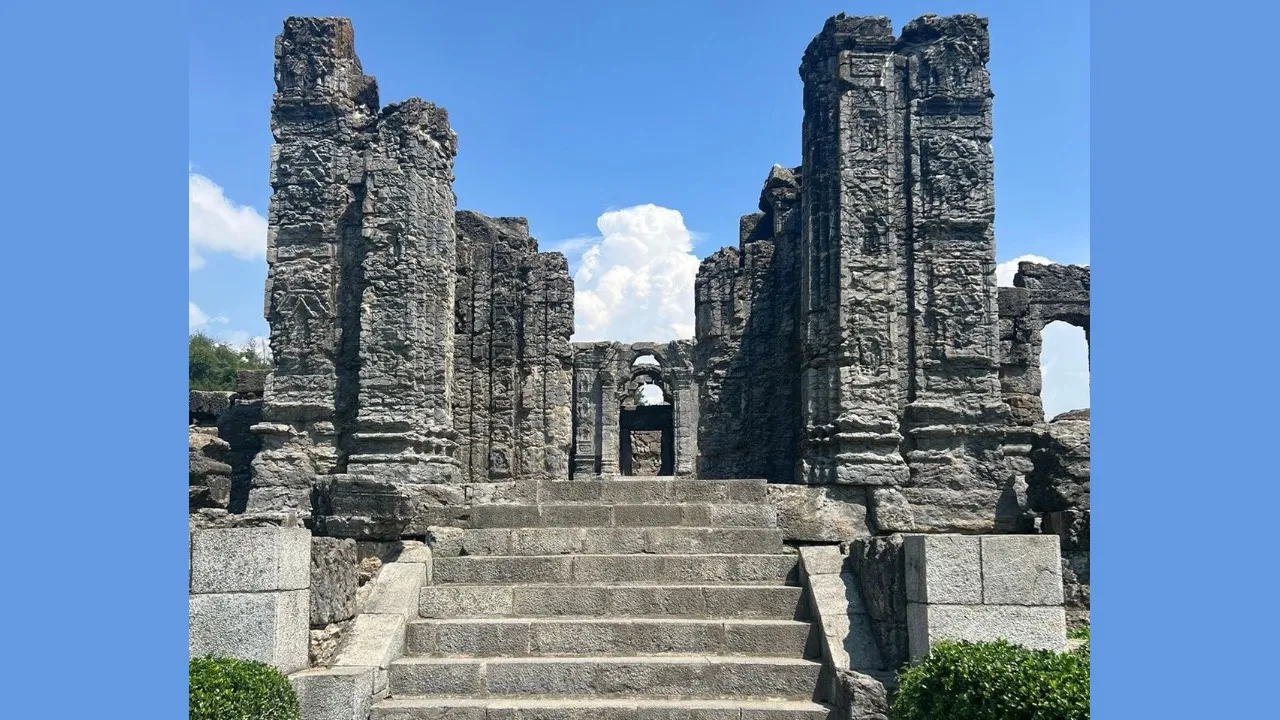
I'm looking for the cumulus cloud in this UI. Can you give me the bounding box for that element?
[189,302,210,331]
[568,204,701,342]
[995,254,1090,418]
[189,172,267,270]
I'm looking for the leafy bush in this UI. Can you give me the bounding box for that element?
[1067,624,1090,640]
[190,333,270,391]
[893,639,1089,720]
[189,656,300,720]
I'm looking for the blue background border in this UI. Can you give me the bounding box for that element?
[1,1,190,716]
[3,1,1275,717]
[1092,1,1279,718]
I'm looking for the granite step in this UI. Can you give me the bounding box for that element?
[420,584,807,620]
[536,478,769,505]
[372,696,836,720]
[431,554,799,586]
[456,526,789,556]
[387,655,823,701]
[466,502,778,529]
[405,617,816,658]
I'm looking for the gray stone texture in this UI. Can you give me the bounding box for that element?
[290,666,376,720]
[846,535,910,670]
[190,589,310,674]
[190,15,1094,715]
[769,485,870,542]
[835,670,890,720]
[903,534,982,605]
[979,535,1063,606]
[453,211,573,486]
[694,165,803,485]
[311,536,358,626]
[189,426,232,511]
[190,526,311,594]
[907,603,1067,659]
[1029,410,1090,627]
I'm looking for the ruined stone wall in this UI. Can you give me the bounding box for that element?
[694,166,803,483]
[999,262,1091,425]
[780,14,1014,533]
[571,342,697,477]
[453,211,574,484]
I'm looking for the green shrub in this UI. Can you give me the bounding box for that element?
[1067,624,1090,640]
[190,333,270,391]
[893,639,1089,720]
[189,656,300,720]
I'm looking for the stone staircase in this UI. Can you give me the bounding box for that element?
[371,477,835,719]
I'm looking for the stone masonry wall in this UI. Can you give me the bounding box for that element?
[999,262,1090,425]
[248,18,575,539]
[571,341,697,477]
[453,211,574,484]
[695,166,803,483]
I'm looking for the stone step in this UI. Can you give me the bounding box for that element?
[456,527,788,556]
[466,502,778,529]
[405,617,815,658]
[431,554,799,586]
[387,655,822,701]
[420,584,806,620]
[537,478,769,505]
[372,696,836,720]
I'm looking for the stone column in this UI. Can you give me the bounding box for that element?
[670,367,698,476]
[898,15,1011,532]
[571,354,601,477]
[249,17,378,515]
[797,16,909,487]
[344,99,462,488]
[598,351,622,476]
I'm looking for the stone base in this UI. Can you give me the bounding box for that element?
[907,603,1066,659]
[190,589,310,674]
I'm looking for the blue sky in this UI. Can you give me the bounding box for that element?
[189,0,1088,414]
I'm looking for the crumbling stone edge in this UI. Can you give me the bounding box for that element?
[289,542,431,720]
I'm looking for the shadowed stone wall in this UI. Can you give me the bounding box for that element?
[695,166,803,484]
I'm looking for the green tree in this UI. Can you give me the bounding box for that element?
[190,333,270,391]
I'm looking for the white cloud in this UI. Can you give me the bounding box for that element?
[189,301,210,331]
[568,204,701,342]
[189,172,267,270]
[996,254,1090,418]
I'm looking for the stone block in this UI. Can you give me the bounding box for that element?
[907,603,1066,659]
[420,585,514,618]
[903,534,981,605]
[237,369,269,394]
[311,536,358,626]
[798,545,846,576]
[363,562,427,618]
[190,589,309,674]
[768,485,870,542]
[190,390,234,420]
[980,535,1064,605]
[334,613,407,669]
[290,666,374,720]
[190,526,311,594]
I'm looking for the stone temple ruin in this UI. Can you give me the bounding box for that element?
[189,13,1090,720]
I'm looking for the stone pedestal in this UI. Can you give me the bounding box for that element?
[189,526,312,674]
[903,533,1065,660]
